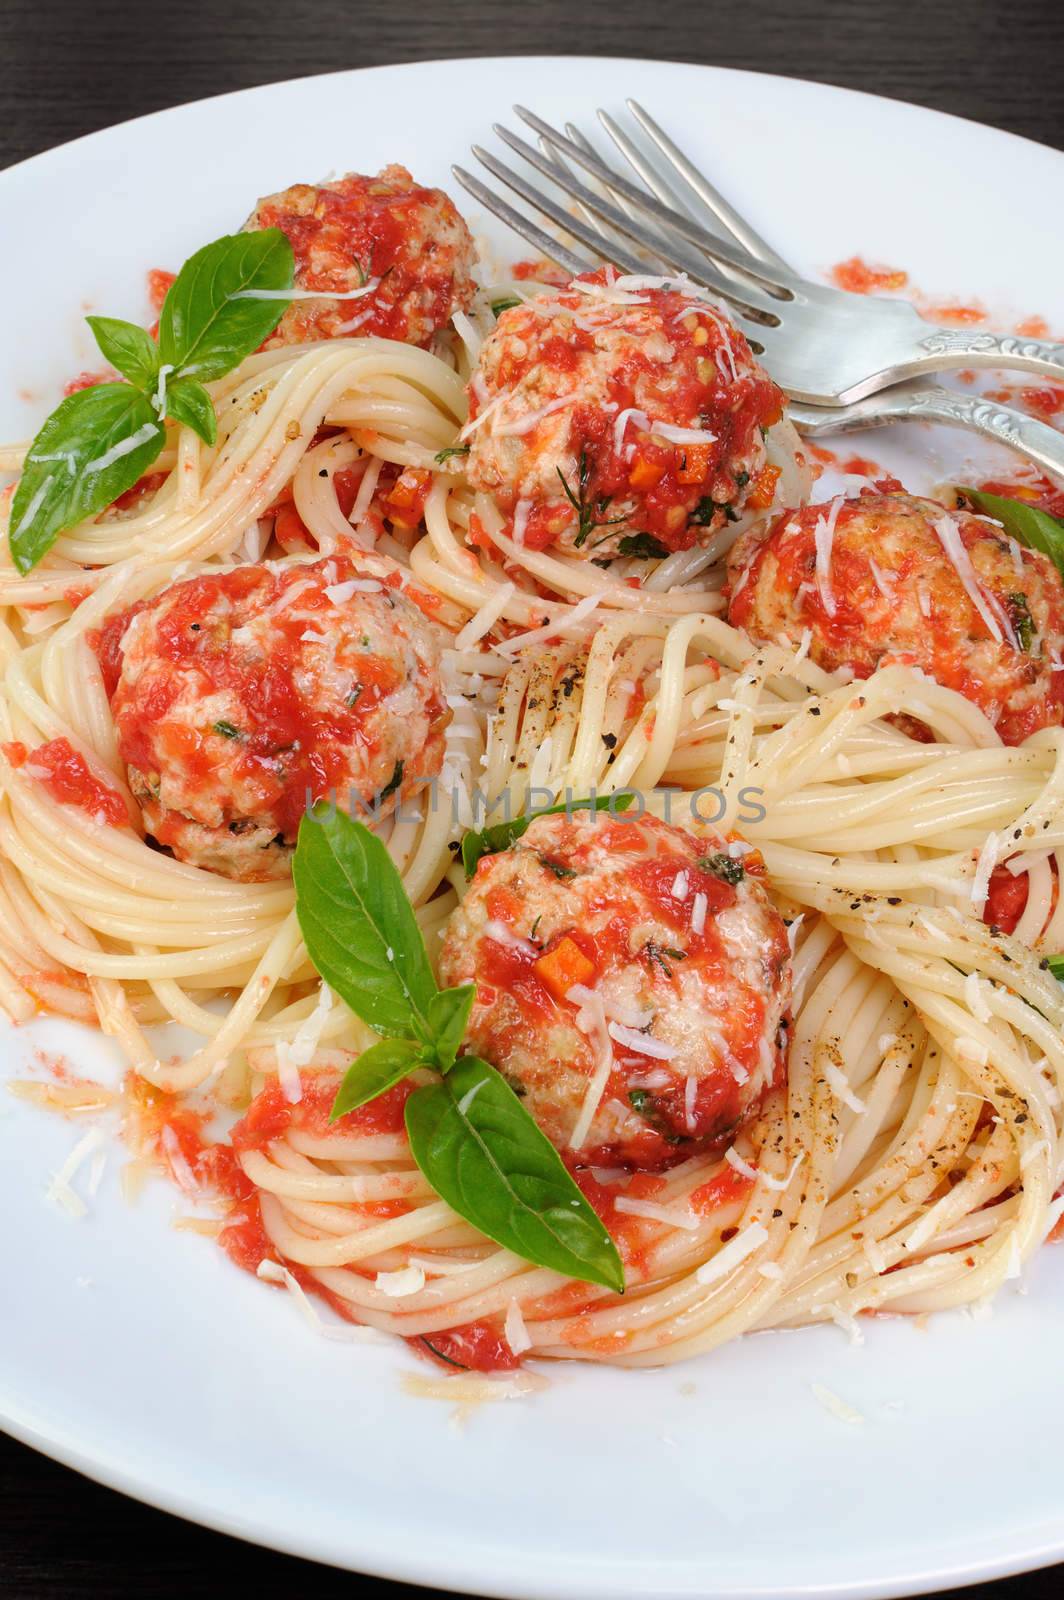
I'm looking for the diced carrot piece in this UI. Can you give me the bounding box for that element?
[534,936,596,1001]
[745,463,781,510]
[628,454,665,491]
[677,444,713,485]
[385,467,432,526]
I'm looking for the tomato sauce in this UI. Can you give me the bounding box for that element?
[829,257,908,295]
[147,268,175,311]
[63,369,113,395]
[974,473,1064,520]
[231,1072,412,1151]
[3,737,127,826]
[412,1322,521,1373]
[690,1163,755,1215]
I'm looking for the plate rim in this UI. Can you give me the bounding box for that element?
[1,54,1063,1599]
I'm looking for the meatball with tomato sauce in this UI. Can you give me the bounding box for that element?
[464,270,786,560]
[438,811,791,1170]
[98,560,449,880]
[727,489,1064,745]
[244,165,476,348]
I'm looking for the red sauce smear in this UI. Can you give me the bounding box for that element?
[830,257,908,295]
[2,737,127,825]
[414,1323,521,1373]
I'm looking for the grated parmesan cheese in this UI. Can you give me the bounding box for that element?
[375,1265,426,1298]
[811,1383,864,1425]
[825,1063,866,1115]
[813,497,844,617]
[455,583,516,650]
[695,1222,769,1284]
[607,1021,677,1059]
[504,1298,533,1355]
[614,1195,702,1231]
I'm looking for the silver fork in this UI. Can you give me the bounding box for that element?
[595,102,1064,480]
[453,111,1064,481]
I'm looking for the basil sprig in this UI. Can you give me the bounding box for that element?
[959,488,1064,579]
[461,791,636,879]
[9,229,294,574]
[292,807,625,1294]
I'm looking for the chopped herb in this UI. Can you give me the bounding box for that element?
[1045,954,1064,981]
[590,556,614,569]
[557,448,626,548]
[418,1336,469,1370]
[617,532,671,560]
[346,685,364,708]
[691,496,735,526]
[699,852,745,885]
[212,720,242,739]
[1006,591,1035,652]
[529,915,542,942]
[539,854,578,879]
[643,942,687,978]
[736,470,750,489]
[627,1088,685,1144]
[434,444,470,465]
[379,760,404,802]
[490,296,521,317]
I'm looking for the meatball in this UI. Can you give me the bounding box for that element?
[438,811,791,1170]
[244,165,476,348]
[464,269,785,560]
[105,559,449,880]
[727,488,1064,745]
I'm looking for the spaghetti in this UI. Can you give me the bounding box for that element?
[1,178,1062,1372]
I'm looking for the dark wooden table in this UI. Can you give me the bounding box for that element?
[2,0,1063,1594]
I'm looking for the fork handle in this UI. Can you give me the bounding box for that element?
[915,328,1064,383]
[792,382,1064,484]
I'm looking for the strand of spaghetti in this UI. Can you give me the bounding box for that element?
[138,909,305,1091]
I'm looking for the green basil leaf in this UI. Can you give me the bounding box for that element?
[330,1038,421,1121]
[1044,954,1064,982]
[164,375,218,447]
[959,487,1064,578]
[405,1056,625,1292]
[86,316,160,392]
[425,985,475,1071]
[10,385,166,574]
[158,228,294,382]
[462,792,636,879]
[292,807,439,1042]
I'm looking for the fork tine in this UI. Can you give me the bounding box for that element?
[537,128,666,269]
[450,165,593,279]
[469,146,649,277]
[510,105,791,302]
[489,124,779,325]
[624,100,789,272]
[595,109,770,298]
[561,123,675,271]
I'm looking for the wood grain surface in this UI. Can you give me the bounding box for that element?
[1,0,1062,1594]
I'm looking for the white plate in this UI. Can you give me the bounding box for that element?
[2,57,1063,1600]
